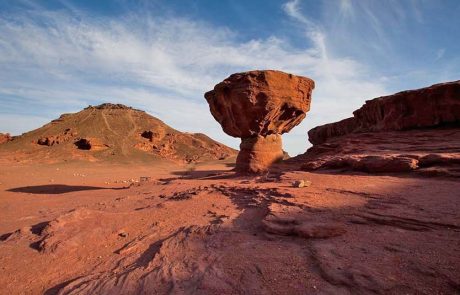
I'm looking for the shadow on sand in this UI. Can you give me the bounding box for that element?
[171,169,238,180]
[7,184,127,195]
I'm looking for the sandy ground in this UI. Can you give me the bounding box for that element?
[0,160,459,294]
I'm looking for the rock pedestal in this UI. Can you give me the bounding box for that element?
[236,134,283,173]
[205,70,315,173]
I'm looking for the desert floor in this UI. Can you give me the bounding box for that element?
[0,160,459,294]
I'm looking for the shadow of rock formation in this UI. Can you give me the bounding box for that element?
[7,184,124,194]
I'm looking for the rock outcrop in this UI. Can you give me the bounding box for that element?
[135,131,233,163]
[299,81,460,176]
[309,81,460,145]
[205,70,314,173]
[74,138,109,151]
[37,128,77,146]
[0,133,12,144]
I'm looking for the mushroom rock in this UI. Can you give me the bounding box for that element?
[205,70,315,173]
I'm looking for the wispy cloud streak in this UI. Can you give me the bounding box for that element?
[0,1,397,154]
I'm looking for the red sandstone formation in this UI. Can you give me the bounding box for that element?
[300,81,460,176]
[74,138,109,151]
[135,131,233,163]
[0,133,12,144]
[37,128,77,146]
[309,80,460,145]
[205,70,314,173]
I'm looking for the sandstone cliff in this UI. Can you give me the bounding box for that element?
[300,81,460,177]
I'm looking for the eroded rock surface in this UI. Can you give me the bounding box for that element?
[205,70,314,173]
[74,138,109,151]
[299,81,460,176]
[309,80,460,145]
[2,168,459,294]
[37,128,77,146]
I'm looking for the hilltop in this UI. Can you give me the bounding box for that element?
[0,103,236,164]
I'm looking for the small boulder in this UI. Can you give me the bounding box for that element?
[118,231,128,238]
[292,180,312,188]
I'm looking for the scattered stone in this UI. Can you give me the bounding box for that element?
[118,232,128,238]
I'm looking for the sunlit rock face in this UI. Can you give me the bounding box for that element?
[205,70,315,173]
[301,80,460,176]
[308,80,460,145]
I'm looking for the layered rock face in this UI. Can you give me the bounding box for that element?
[300,80,460,176]
[237,134,284,173]
[205,70,314,173]
[309,80,460,145]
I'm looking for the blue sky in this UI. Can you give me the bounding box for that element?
[1,0,459,155]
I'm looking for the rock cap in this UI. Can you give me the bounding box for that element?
[205,70,315,138]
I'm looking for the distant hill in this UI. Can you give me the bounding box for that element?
[0,103,236,164]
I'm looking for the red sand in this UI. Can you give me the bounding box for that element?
[1,160,459,294]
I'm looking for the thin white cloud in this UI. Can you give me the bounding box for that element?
[339,0,355,19]
[282,0,328,60]
[278,0,389,154]
[0,2,388,155]
[410,0,424,23]
[435,49,445,61]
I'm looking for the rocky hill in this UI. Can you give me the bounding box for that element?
[0,103,236,164]
[298,81,460,177]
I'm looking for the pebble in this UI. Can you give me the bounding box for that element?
[292,180,311,188]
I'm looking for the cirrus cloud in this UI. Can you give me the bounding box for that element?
[0,1,390,155]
